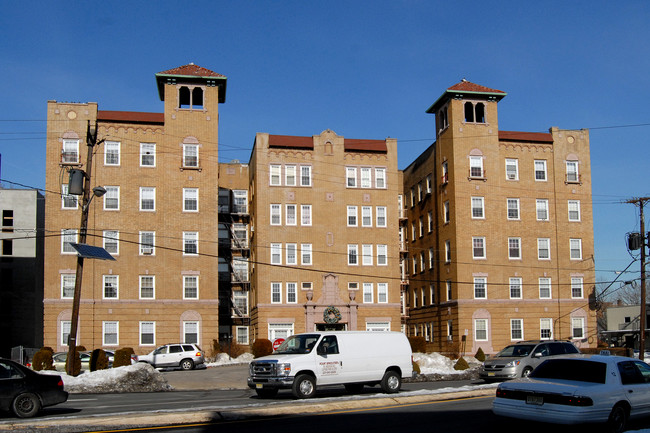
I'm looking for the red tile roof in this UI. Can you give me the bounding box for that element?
[267,135,387,153]
[447,80,505,95]
[344,138,387,153]
[499,130,553,143]
[157,63,225,78]
[426,80,507,113]
[98,111,164,125]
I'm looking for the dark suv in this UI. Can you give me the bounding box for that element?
[479,340,580,381]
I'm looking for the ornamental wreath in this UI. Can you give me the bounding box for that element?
[323,306,342,324]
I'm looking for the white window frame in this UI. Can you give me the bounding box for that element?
[61,229,78,254]
[570,238,583,260]
[377,283,388,303]
[346,167,357,188]
[140,231,155,255]
[236,327,249,345]
[568,200,581,222]
[471,196,484,219]
[505,158,518,180]
[104,186,120,210]
[376,206,387,227]
[540,318,553,340]
[61,273,75,299]
[140,143,156,167]
[363,282,373,303]
[362,244,373,266]
[377,244,387,266]
[474,277,487,299]
[348,244,358,266]
[538,238,550,260]
[347,206,358,227]
[183,144,199,168]
[286,282,297,304]
[566,160,579,182]
[285,204,297,226]
[271,243,282,265]
[139,187,156,211]
[301,243,312,265]
[536,199,549,221]
[534,160,547,181]
[62,139,79,164]
[300,165,312,187]
[362,206,372,227]
[103,321,119,346]
[445,240,451,263]
[360,167,372,188]
[301,205,312,226]
[507,198,520,220]
[475,319,488,341]
[286,243,297,265]
[539,277,552,299]
[271,282,282,304]
[270,204,282,225]
[509,277,522,299]
[183,275,199,299]
[183,188,199,212]
[140,321,156,346]
[571,277,584,299]
[508,237,521,260]
[183,231,199,256]
[103,275,119,299]
[472,237,486,259]
[510,319,523,341]
[103,230,118,255]
[61,321,71,347]
[469,155,483,178]
[183,321,199,344]
[375,168,387,189]
[269,164,281,186]
[571,317,585,339]
[139,275,155,299]
[61,184,78,209]
[285,165,296,186]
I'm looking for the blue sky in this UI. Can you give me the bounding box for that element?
[0,1,648,289]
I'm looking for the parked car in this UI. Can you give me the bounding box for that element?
[480,340,580,381]
[103,350,137,367]
[493,355,650,433]
[0,358,68,418]
[52,351,91,372]
[137,344,204,370]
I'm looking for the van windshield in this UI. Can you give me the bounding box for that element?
[496,344,536,358]
[275,334,320,354]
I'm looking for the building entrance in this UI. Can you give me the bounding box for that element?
[316,323,346,331]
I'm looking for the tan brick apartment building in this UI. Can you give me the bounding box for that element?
[402,80,596,354]
[44,64,224,353]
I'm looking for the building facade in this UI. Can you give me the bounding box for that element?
[43,64,224,354]
[402,80,597,355]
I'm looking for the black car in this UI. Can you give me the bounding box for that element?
[0,358,68,418]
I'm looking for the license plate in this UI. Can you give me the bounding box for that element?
[256,384,263,389]
[526,395,543,405]
[487,372,495,377]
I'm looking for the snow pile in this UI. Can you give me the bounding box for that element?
[414,352,480,375]
[207,352,253,367]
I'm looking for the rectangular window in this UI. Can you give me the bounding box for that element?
[183,321,198,344]
[362,206,372,227]
[140,322,155,346]
[469,156,483,178]
[236,327,249,345]
[346,167,357,188]
[507,198,520,220]
[61,184,78,209]
[270,204,281,225]
[376,206,387,227]
[570,238,582,260]
[286,243,297,265]
[362,244,373,266]
[471,197,484,219]
[540,318,552,340]
[140,143,156,167]
[270,164,281,186]
[300,165,312,186]
[286,204,297,225]
[271,282,282,303]
[363,282,373,303]
[140,231,155,255]
[183,232,198,255]
[411,223,416,242]
[103,321,119,346]
[566,160,579,183]
[426,174,432,193]
[534,160,547,181]
[347,206,358,226]
[536,199,549,221]
[419,217,424,237]
[271,243,282,265]
[511,319,523,340]
[508,237,521,259]
[301,205,312,226]
[377,283,388,303]
[140,187,156,211]
[140,275,155,299]
[441,161,448,184]
[445,240,451,263]
[446,280,452,301]
[474,277,487,299]
[348,244,358,265]
[61,229,77,254]
[429,248,434,269]
[285,165,296,186]
[472,237,486,259]
[184,276,198,299]
[61,274,75,299]
[509,277,522,299]
[183,188,199,212]
[62,139,79,163]
[505,158,518,180]
[375,168,386,189]
[418,182,423,202]
[360,167,371,188]
[301,243,312,265]
[571,277,583,298]
[572,317,585,339]
[475,319,488,341]
[412,257,418,275]
[539,278,551,299]
[61,321,71,347]
[104,186,119,210]
[103,275,118,299]
[377,244,387,266]
[232,258,248,282]
[538,238,550,260]
[233,291,249,316]
[428,211,434,232]
[286,282,297,304]
[183,144,199,168]
[568,200,581,221]
[232,190,247,214]
[268,323,294,341]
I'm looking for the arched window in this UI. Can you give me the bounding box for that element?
[192,87,203,109]
[464,102,474,122]
[179,86,191,109]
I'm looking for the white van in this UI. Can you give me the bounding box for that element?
[247,331,413,398]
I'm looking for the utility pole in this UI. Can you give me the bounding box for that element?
[627,197,650,361]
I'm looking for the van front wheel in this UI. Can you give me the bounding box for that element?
[292,374,316,399]
[380,371,401,393]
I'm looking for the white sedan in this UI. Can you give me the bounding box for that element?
[492,355,650,433]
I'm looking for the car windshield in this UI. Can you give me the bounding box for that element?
[274,334,320,354]
[530,359,607,384]
[496,344,536,358]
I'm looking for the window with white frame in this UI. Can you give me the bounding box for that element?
[472,237,486,259]
[233,291,248,316]
[140,231,155,255]
[377,283,388,303]
[140,321,155,345]
[505,158,518,180]
[287,282,297,303]
[140,187,155,211]
[511,319,523,340]
[412,257,418,275]
[140,143,156,167]
[270,204,281,225]
[103,275,118,299]
[445,240,451,263]
[301,205,312,226]
[232,190,247,214]
[183,188,198,212]
[61,229,77,254]
[183,232,198,255]
[346,167,357,188]
[61,274,75,299]
[362,206,372,227]
[474,277,487,299]
[363,282,373,303]
[285,165,296,186]
[429,248,434,269]
[271,243,282,265]
[232,258,248,282]
[508,237,521,259]
[540,318,553,340]
[566,160,579,183]
[568,200,581,221]
[61,184,78,209]
[428,211,433,232]
[430,284,436,305]
[62,139,79,163]
[347,206,357,226]
[232,224,248,249]
[443,201,450,224]
[103,230,118,255]
[286,243,297,265]
[410,188,415,207]
[411,222,416,241]
[571,277,583,298]
[509,277,522,299]
[376,206,386,227]
[469,156,483,178]
[140,275,155,299]
[447,320,453,341]
[362,244,373,266]
[446,280,452,301]
[475,319,488,341]
[183,321,198,344]
[348,244,358,265]
[183,144,199,168]
[300,165,312,186]
[271,282,282,303]
[268,323,294,340]
[538,238,550,260]
[236,326,249,345]
[61,321,71,347]
[536,199,549,221]
[418,182,423,202]
[377,244,387,266]
[571,317,585,339]
[426,174,432,193]
[104,186,119,210]
[286,204,297,225]
[570,238,582,260]
[507,198,520,220]
[103,321,119,346]
[539,278,551,299]
[360,167,372,188]
[301,243,312,265]
[441,160,448,184]
[471,197,484,219]
[375,168,386,189]
[184,275,198,299]
[534,160,547,181]
[269,164,281,186]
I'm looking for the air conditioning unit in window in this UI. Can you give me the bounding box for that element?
[507,173,516,180]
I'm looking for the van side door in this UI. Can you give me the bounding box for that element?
[316,335,344,385]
